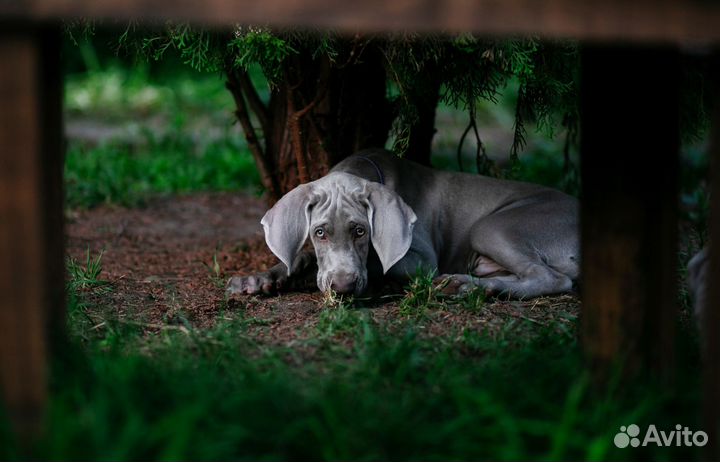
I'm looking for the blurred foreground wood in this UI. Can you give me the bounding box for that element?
[580,46,679,377]
[3,0,720,43]
[0,25,63,438]
[704,53,720,460]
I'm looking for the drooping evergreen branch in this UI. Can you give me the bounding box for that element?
[511,84,528,163]
[457,107,491,175]
[456,118,470,172]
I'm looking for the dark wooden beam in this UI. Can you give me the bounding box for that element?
[703,50,720,462]
[580,45,679,377]
[0,24,64,437]
[2,0,720,44]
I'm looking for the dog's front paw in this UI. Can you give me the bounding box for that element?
[433,274,478,295]
[226,271,286,296]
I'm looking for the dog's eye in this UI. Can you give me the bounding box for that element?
[354,226,366,237]
[315,228,326,239]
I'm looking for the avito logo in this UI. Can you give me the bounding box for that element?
[614,424,708,448]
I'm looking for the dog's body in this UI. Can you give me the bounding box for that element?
[227,149,580,298]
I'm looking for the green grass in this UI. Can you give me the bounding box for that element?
[0,254,706,461]
[65,135,261,209]
[0,312,704,461]
[398,269,446,317]
[66,248,109,292]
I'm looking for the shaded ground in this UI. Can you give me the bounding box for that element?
[66,192,581,349]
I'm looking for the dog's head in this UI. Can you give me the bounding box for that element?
[260,172,416,295]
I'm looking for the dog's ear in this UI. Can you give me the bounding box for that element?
[365,183,417,274]
[261,183,316,275]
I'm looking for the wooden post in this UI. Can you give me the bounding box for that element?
[0,24,64,437]
[580,45,679,378]
[703,50,720,462]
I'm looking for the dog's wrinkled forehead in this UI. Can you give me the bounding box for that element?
[309,173,370,223]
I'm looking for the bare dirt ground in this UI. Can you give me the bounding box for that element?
[66,192,580,346]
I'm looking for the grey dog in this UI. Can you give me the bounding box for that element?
[227,149,579,298]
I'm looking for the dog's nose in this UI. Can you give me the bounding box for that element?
[330,272,357,294]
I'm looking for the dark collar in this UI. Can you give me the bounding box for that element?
[355,155,385,185]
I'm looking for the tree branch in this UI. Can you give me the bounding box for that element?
[457,110,492,175]
[287,88,313,184]
[472,116,492,176]
[304,112,331,175]
[456,120,470,172]
[237,70,270,138]
[286,66,329,183]
[226,70,279,200]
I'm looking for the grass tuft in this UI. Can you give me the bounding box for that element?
[455,285,487,312]
[398,269,445,317]
[66,248,111,293]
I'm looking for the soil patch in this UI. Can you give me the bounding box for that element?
[66,192,580,347]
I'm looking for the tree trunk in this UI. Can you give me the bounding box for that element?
[227,41,394,202]
[404,62,441,166]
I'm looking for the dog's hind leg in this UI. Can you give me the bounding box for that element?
[438,261,573,299]
[437,199,579,299]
